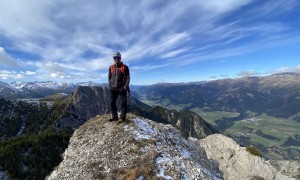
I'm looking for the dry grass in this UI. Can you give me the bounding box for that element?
[86,162,105,179]
[107,151,161,180]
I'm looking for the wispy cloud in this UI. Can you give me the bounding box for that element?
[131,64,169,72]
[0,70,23,80]
[160,48,190,59]
[0,0,299,82]
[244,0,298,20]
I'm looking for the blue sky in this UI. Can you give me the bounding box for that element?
[0,0,300,85]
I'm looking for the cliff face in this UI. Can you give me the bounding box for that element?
[54,86,111,129]
[146,106,217,139]
[47,114,298,180]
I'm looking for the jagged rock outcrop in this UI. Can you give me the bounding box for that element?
[146,106,217,139]
[54,86,111,129]
[192,134,298,180]
[47,114,297,180]
[47,114,223,179]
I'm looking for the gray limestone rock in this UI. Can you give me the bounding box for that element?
[193,134,297,180]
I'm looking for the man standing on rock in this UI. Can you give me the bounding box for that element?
[108,51,130,122]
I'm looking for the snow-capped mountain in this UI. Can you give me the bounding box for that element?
[0,81,26,99]
[0,81,105,99]
[8,81,77,90]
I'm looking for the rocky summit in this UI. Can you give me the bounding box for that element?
[47,114,298,180]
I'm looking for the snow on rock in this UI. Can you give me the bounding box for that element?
[127,118,159,140]
[47,114,223,180]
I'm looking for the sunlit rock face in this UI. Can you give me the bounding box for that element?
[194,134,299,180]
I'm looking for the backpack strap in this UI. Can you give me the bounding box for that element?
[110,64,127,76]
[110,65,116,75]
[120,64,126,76]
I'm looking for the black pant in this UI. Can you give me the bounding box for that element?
[110,89,127,119]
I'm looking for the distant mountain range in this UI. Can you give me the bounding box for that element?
[133,73,300,120]
[0,81,105,99]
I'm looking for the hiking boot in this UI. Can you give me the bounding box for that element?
[109,117,118,122]
[117,118,126,123]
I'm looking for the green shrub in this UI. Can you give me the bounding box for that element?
[246,146,262,157]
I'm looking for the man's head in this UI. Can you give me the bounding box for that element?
[113,51,121,65]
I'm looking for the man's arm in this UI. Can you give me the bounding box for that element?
[108,66,111,87]
[124,65,130,89]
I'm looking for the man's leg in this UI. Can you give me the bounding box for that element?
[110,89,119,120]
[120,89,127,120]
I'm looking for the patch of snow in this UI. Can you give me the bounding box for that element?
[0,170,9,180]
[164,130,191,158]
[130,118,159,140]
[179,147,190,158]
[123,125,133,131]
[137,175,145,180]
[156,152,173,180]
